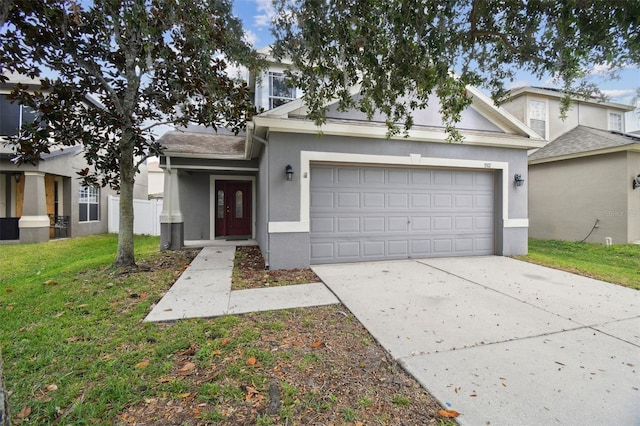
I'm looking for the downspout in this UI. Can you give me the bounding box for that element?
[163,156,172,250]
[253,135,270,269]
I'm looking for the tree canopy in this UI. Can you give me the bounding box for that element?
[272,0,640,139]
[1,0,262,266]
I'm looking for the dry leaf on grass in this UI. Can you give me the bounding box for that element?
[135,360,149,368]
[310,340,323,348]
[178,362,196,375]
[17,406,32,419]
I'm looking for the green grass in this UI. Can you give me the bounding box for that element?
[0,235,173,422]
[517,239,640,290]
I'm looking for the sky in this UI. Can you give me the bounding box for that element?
[232,0,640,130]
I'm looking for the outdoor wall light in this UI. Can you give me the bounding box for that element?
[514,174,525,187]
[14,173,21,183]
[633,174,640,190]
[285,165,294,181]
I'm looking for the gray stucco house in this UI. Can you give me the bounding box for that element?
[159,86,545,269]
[529,126,640,244]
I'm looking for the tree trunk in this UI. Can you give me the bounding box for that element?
[0,348,9,426]
[115,140,136,267]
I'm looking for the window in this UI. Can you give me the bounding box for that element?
[528,100,547,139]
[268,72,296,109]
[609,112,623,132]
[235,190,243,219]
[79,186,99,222]
[0,94,37,136]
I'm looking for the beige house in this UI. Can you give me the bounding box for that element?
[502,86,634,142]
[528,126,640,244]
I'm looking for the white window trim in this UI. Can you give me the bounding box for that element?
[267,151,527,233]
[607,110,624,132]
[268,72,296,109]
[526,96,549,140]
[79,185,100,222]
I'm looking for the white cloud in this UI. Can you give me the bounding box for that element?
[600,88,635,101]
[243,29,257,47]
[588,62,637,77]
[507,80,529,90]
[254,0,275,28]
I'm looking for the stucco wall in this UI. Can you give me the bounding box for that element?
[502,94,616,142]
[323,95,503,132]
[626,152,640,242]
[529,152,629,244]
[256,148,269,263]
[263,132,530,268]
[179,171,211,240]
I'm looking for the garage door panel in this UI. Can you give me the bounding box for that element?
[337,241,360,257]
[475,194,493,208]
[363,192,385,208]
[363,241,385,256]
[455,172,474,186]
[310,242,334,259]
[411,169,432,184]
[388,240,409,256]
[311,217,334,233]
[363,217,385,232]
[388,169,410,184]
[411,193,431,207]
[337,217,359,232]
[433,193,453,207]
[388,216,409,232]
[455,194,474,208]
[388,193,409,207]
[310,165,494,264]
[337,168,360,184]
[411,216,431,231]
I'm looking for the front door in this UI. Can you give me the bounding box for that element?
[215,181,252,238]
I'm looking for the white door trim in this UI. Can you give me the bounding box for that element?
[209,175,256,240]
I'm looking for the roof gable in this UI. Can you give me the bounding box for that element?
[251,84,544,149]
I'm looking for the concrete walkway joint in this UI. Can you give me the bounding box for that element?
[144,246,339,322]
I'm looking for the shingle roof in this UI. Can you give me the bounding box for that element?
[529,126,640,162]
[158,130,245,158]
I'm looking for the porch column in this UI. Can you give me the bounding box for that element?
[18,171,50,243]
[159,163,184,250]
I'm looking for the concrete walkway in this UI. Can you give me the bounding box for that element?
[144,245,339,322]
[312,257,640,426]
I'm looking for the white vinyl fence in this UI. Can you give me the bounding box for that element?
[108,196,163,236]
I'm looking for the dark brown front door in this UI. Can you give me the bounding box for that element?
[215,181,252,238]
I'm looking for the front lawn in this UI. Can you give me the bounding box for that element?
[517,239,640,290]
[0,235,448,425]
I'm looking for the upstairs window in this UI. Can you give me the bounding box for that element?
[0,94,37,136]
[528,99,547,139]
[268,72,296,109]
[79,185,100,222]
[608,112,623,132]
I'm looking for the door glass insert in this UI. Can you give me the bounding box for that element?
[235,190,243,218]
[217,190,224,219]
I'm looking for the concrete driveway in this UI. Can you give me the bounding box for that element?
[312,256,640,426]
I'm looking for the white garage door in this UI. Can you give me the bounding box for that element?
[310,165,495,264]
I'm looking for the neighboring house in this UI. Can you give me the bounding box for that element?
[528,126,640,244]
[501,86,634,142]
[158,61,545,268]
[0,74,117,243]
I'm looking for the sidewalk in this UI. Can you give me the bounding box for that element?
[144,245,339,322]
